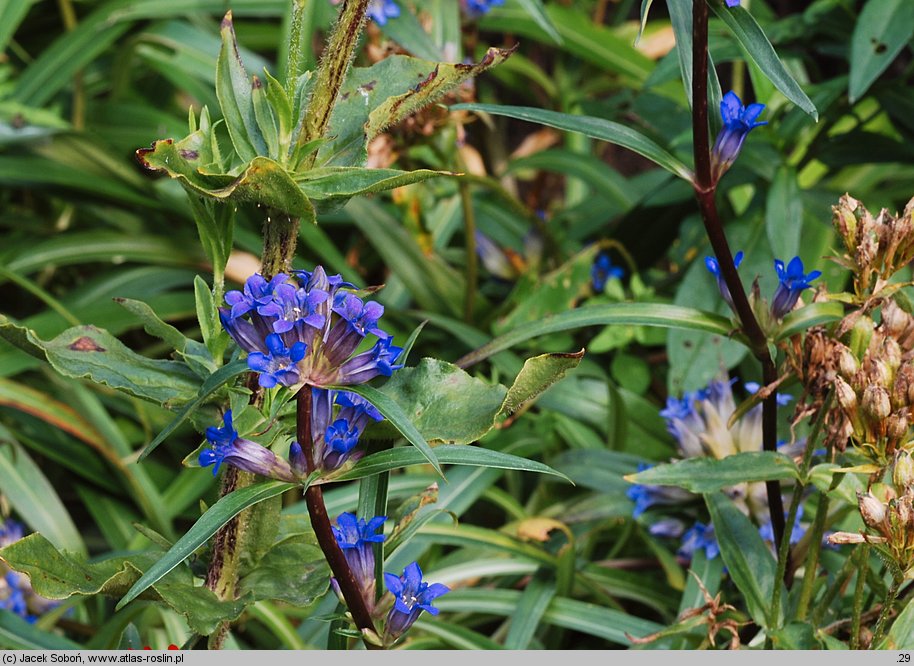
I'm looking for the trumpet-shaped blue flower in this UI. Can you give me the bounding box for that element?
[710,91,766,183]
[705,250,744,312]
[246,334,307,388]
[367,0,400,24]
[224,273,288,320]
[591,253,625,292]
[199,410,296,481]
[258,283,328,334]
[333,513,386,604]
[309,388,385,471]
[771,256,821,319]
[384,562,449,640]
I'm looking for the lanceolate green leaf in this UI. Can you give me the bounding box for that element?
[0,439,86,557]
[116,479,302,610]
[451,104,693,180]
[705,492,784,628]
[0,611,82,650]
[849,0,914,103]
[216,11,265,161]
[515,0,562,45]
[776,301,844,340]
[295,167,452,205]
[330,444,570,482]
[626,452,800,493]
[711,4,818,120]
[457,303,737,368]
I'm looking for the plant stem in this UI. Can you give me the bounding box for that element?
[871,576,902,648]
[297,389,382,648]
[261,211,300,277]
[297,0,370,163]
[691,0,784,550]
[460,181,478,322]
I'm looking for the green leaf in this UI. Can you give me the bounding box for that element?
[295,167,452,206]
[412,619,504,650]
[457,303,737,368]
[435,589,664,646]
[0,441,86,557]
[137,140,317,221]
[376,5,443,61]
[626,452,800,493]
[138,358,249,461]
[499,351,584,421]
[319,50,514,166]
[637,0,655,43]
[252,76,280,159]
[452,104,693,180]
[775,301,844,340]
[115,479,302,610]
[0,0,34,55]
[849,0,914,103]
[239,536,330,606]
[705,492,784,628]
[330,444,569,482]
[766,166,803,261]
[0,534,248,636]
[216,11,265,161]
[711,4,818,120]
[0,610,82,649]
[504,573,556,649]
[515,0,562,45]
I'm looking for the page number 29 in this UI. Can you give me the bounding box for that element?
[899,654,911,662]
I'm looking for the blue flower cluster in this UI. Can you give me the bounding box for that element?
[331,513,448,641]
[627,377,804,561]
[220,267,403,390]
[306,389,384,471]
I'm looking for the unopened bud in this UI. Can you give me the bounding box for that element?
[838,345,859,379]
[894,451,914,490]
[894,497,913,529]
[863,385,892,421]
[858,491,887,529]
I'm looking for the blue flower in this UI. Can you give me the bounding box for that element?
[1,572,30,619]
[338,336,404,385]
[705,250,744,312]
[462,0,504,15]
[0,519,24,548]
[224,273,288,320]
[771,256,821,319]
[310,389,385,471]
[333,513,386,604]
[246,333,307,388]
[744,381,793,407]
[710,91,766,183]
[384,562,449,640]
[367,0,400,24]
[258,283,328,334]
[220,265,403,390]
[591,253,625,292]
[678,522,720,560]
[726,0,740,6]
[199,410,296,481]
